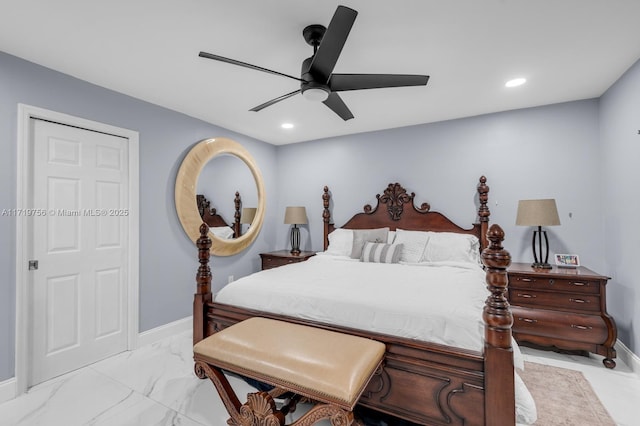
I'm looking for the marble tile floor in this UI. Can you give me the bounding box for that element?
[0,330,637,426]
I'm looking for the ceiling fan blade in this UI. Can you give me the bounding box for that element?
[199,51,305,83]
[322,92,354,121]
[249,89,301,112]
[308,6,357,83]
[329,74,430,92]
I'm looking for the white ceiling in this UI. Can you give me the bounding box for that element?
[2,1,640,145]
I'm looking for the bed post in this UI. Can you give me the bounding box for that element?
[482,224,515,426]
[233,191,241,237]
[194,223,213,346]
[477,176,490,250]
[322,186,331,250]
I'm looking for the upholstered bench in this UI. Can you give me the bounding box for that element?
[193,317,386,426]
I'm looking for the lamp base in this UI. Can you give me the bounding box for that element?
[531,262,552,269]
[531,227,552,270]
[290,225,301,256]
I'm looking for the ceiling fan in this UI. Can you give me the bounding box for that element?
[198,5,429,120]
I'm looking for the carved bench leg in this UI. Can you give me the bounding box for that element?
[290,403,357,426]
[195,361,251,425]
[195,360,359,425]
[231,392,356,426]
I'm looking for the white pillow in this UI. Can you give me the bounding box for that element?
[387,230,396,244]
[393,229,430,263]
[325,228,353,257]
[350,228,390,259]
[209,226,234,240]
[422,232,481,264]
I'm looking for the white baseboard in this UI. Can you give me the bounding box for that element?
[0,378,16,405]
[616,339,640,375]
[136,316,192,349]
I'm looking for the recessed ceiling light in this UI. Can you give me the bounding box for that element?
[505,78,527,88]
[281,123,294,129]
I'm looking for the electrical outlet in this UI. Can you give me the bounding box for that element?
[228,275,234,283]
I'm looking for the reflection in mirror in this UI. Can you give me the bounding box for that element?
[175,137,266,256]
[196,153,258,239]
[196,193,240,239]
[240,207,257,234]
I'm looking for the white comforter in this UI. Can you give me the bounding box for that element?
[216,253,487,352]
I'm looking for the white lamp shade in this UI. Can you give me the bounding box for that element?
[516,199,561,226]
[240,207,257,224]
[284,206,308,225]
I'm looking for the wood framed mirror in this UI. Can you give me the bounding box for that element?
[175,137,265,256]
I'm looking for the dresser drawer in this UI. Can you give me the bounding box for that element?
[508,289,601,312]
[512,307,607,344]
[260,251,316,271]
[509,274,600,294]
[261,256,295,270]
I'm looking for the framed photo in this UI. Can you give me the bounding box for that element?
[555,254,580,268]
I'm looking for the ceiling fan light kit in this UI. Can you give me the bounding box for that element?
[199,5,429,120]
[302,87,330,102]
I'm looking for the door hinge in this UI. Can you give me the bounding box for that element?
[28,260,39,271]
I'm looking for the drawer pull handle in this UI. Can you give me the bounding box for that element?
[518,317,538,324]
[571,281,587,287]
[571,324,593,330]
[520,278,533,282]
[517,293,536,299]
[570,298,588,304]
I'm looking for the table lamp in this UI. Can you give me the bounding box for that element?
[516,199,560,269]
[284,206,308,255]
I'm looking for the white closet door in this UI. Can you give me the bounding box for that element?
[29,119,129,386]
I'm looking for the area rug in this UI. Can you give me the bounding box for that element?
[519,361,616,426]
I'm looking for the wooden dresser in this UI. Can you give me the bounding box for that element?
[507,262,617,368]
[260,250,316,270]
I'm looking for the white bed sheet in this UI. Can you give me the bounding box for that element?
[216,253,487,352]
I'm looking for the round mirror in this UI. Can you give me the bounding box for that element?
[175,138,265,256]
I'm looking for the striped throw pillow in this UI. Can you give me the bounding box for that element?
[360,242,403,264]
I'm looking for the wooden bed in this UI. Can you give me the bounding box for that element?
[197,192,242,238]
[193,176,516,426]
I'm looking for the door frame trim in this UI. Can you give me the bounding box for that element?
[15,104,140,395]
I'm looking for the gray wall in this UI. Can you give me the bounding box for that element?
[600,58,640,353]
[274,100,604,273]
[0,51,278,381]
[1,48,638,383]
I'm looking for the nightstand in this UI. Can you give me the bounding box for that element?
[507,262,617,368]
[260,250,316,271]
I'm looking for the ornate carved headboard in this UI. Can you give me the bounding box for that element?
[323,176,490,250]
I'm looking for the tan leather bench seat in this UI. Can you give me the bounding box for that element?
[193,317,385,410]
